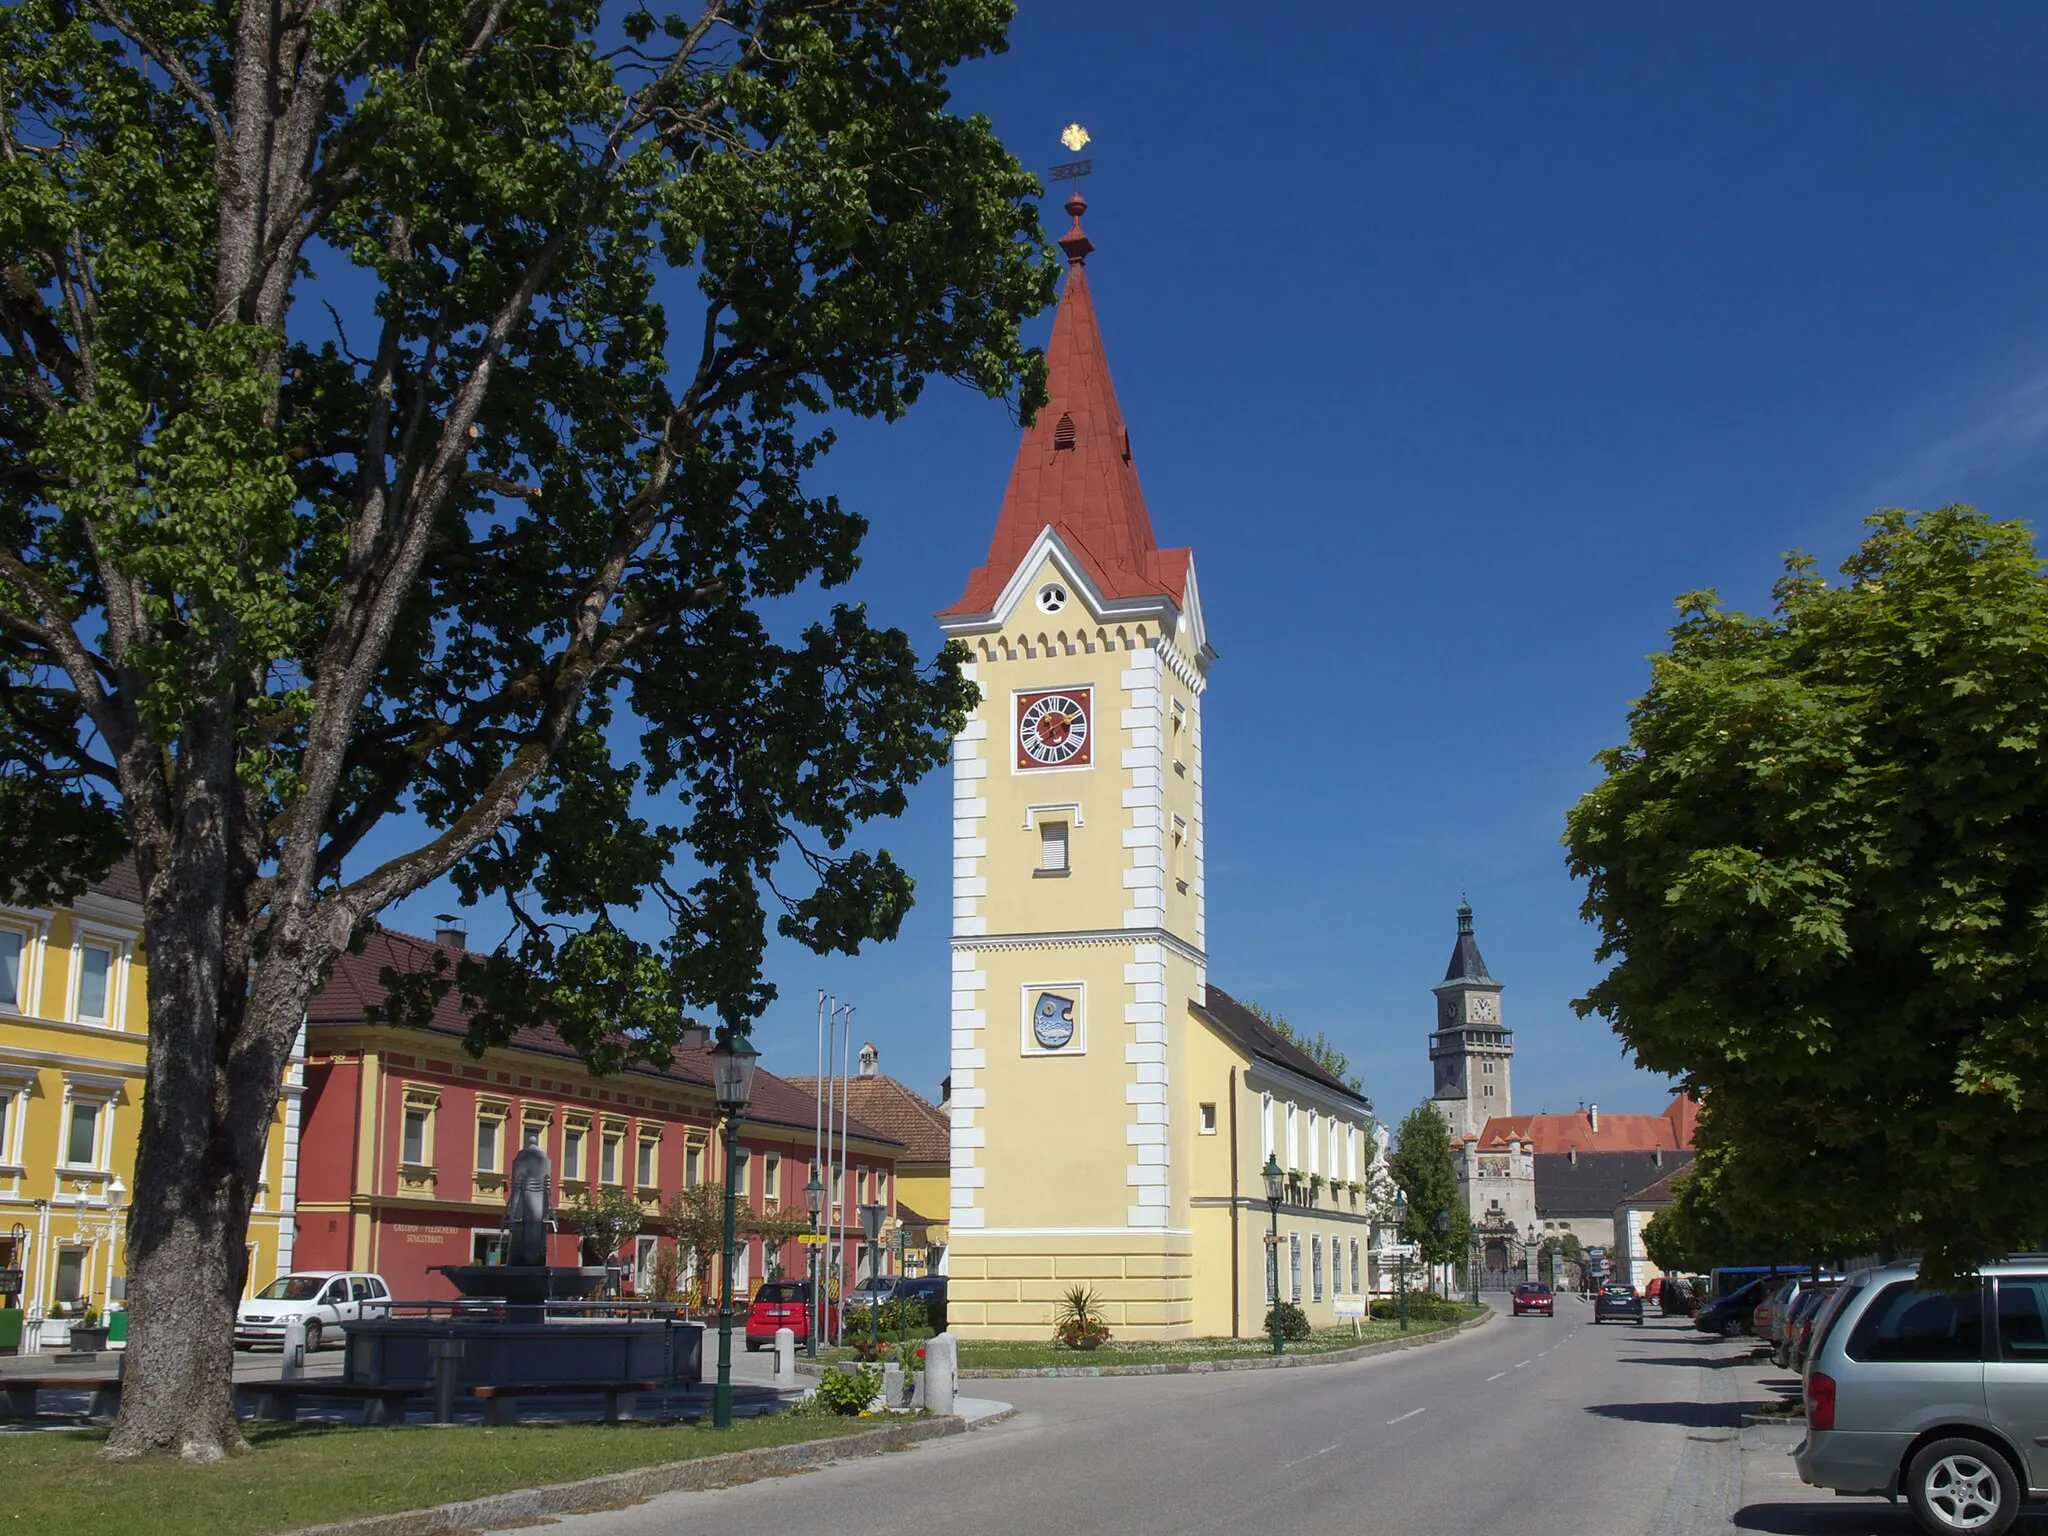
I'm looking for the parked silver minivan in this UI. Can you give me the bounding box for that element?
[1797,1257,2048,1535]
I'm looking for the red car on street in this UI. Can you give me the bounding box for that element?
[1511,1282,1555,1316]
[744,1279,815,1351]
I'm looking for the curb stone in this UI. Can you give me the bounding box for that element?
[274,1415,965,1536]
[798,1307,1493,1381]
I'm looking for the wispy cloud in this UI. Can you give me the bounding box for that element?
[1883,361,2048,505]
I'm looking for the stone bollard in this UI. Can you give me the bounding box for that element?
[924,1331,957,1416]
[773,1327,795,1387]
[428,1336,466,1425]
[281,1318,307,1382]
[881,1360,903,1410]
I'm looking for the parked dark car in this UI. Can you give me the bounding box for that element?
[1594,1283,1645,1324]
[1775,1283,1839,1370]
[1512,1283,1554,1317]
[891,1275,948,1332]
[1695,1278,1769,1336]
[744,1279,814,1352]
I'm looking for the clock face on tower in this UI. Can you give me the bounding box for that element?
[1440,995,1460,1026]
[1015,688,1093,769]
[1472,995,1497,1023]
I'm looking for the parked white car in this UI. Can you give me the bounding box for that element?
[234,1271,390,1352]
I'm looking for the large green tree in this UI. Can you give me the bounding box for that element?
[1389,1099,1468,1276]
[1566,506,2048,1286]
[0,0,1053,1459]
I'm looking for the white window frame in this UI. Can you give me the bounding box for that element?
[0,917,40,1016]
[636,1132,659,1190]
[764,1152,781,1202]
[1285,1102,1299,1170]
[1261,1092,1274,1159]
[67,926,130,1028]
[1198,1101,1217,1135]
[58,1072,122,1172]
[0,1065,34,1170]
[1289,1231,1302,1303]
[1038,819,1070,873]
[1307,1110,1319,1176]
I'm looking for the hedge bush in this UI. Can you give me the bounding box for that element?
[1262,1302,1312,1341]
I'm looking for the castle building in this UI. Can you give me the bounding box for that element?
[1431,902,1700,1266]
[1430,901,1512,1144]
[936,193,1374,1338]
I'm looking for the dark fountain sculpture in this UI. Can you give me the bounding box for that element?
[343,1146,700,1394]
[433,1146,606,1313]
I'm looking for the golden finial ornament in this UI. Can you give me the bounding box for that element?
[1060,123,1091,153]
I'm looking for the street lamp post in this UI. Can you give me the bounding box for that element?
[1392,1190,1410,1332]
[803,1170,824,1358]
[709,1030,760,1430]
[858,1203,886,1354]
[1260,1154,1285,1355]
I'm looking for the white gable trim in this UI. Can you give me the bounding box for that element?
[939,526,1184,639]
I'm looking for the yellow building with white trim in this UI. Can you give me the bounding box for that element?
[0,870,301,1347]
[934,193,1375,1339]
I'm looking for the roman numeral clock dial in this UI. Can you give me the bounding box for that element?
[1016,689,1092,769]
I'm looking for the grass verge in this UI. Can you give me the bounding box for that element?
[814,1306,1482,1370]
[11,1415,879,1536]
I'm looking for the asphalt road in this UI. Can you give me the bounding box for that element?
[548,1297,1735,1536]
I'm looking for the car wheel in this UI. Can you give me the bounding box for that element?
[744,1340,762,1353]
[302,1320,323,1353]
[1720,1317,1743,1337]
[1906,1437,2019,1536]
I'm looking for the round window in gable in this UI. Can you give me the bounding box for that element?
[1037,582,1069,614]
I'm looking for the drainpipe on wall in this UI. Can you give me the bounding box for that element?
[1228,1068,1240,1338]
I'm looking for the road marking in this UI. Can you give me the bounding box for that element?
[1515,1360,1530,1368]
[1282,1443,1342,1470]
[1386,1407,1427,1424]
[1485,1372,1506,1382]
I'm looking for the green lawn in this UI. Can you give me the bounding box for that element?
[10,1416,878,1536]
[817,1307,1479,1371]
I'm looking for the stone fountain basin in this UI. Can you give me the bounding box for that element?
[345,1314,702,1389]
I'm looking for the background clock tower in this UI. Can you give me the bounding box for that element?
[1430,900,1512,1143]
[935,188,1213,1337]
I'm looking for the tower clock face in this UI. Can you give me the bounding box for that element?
[1441,996,1460,1026]
[1016,688,1092,769]
[1472,995,1497,1023]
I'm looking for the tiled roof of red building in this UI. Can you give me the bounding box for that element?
[783,1073,949,1164]
[1468,1101,1696,1156]
[941,194,1190,619]
[1663,1091,1701,1147]
[312,924,900,1148]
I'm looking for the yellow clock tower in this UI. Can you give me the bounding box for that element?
[936,190,1215,1337]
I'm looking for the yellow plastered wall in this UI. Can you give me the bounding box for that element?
[945,552,1210,1338]
[0,894,297,1323]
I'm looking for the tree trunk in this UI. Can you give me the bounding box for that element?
[103,881,296,1462]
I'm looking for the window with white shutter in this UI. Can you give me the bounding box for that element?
[1040,821,1069,873]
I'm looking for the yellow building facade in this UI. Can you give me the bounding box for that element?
[0,872,301,1345]
[936,195,1375,1339]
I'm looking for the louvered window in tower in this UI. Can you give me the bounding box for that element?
[1053,413,1076,450]
[1039,820,1069,873]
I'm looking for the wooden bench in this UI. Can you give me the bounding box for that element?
[238,1379,424,1426]
[470,1380,658,1425]
[1,1375,121,1419]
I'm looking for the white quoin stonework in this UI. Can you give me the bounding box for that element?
[950,660,989,1231]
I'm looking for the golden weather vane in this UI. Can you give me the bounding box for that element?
[1051,123,1093,193]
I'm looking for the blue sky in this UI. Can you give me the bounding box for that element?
[387,2,2048,1122]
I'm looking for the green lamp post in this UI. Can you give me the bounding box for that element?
[1393,1189,1410,1332]
[803,1168,824,1358]
[1261,1153,1286,1355]
[709,1030,759,1430]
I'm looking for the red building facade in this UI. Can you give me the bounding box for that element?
[293,926,904,1300]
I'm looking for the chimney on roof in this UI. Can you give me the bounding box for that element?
[858,1042,879,1079]
[1588,1103,1599,1134]
[434,914,466,949]
[1654,1145,1664,1167]
[1569,1147,1578,1166]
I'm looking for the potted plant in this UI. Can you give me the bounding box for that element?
[1052,1284,1112,1350]
[68,1304,109,1354]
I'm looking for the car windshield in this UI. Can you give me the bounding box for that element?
[256,1276,329,1301]
[1515,1284,1548,1295]
[753,1283,807,1303]
[1603,1285,1635,1295]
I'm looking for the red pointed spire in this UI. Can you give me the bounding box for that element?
[942,198,1189,619]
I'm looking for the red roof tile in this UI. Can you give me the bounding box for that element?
[1468,1105,1695,1156]
[784,1075,949,1164]
[941,195,1190,619]
[310,925,900,1147]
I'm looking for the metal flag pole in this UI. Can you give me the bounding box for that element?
[812,990,827,1356]
[838,1005,853,1341]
